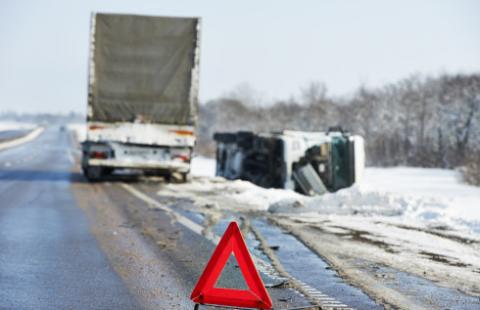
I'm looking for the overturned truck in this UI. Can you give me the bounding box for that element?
[213,129,364,195]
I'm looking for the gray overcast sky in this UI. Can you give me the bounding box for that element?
[1,0,479,113]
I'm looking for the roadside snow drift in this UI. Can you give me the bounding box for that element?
[0,121,37,132]
[165,158,480,296]
[189,158,480,235]
[159,177,304,212]
[0,121,43,151]
[68,123,86,142]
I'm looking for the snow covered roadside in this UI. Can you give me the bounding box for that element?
[270,214,480,307]
[189,158,480,235]
[67,123,86,142]
[159,176,304,212]
[0,121,38,132]
[268,168,480,298]
[0,122,44,151]
[363,167,480,230]
[190,156,216,177]
[165,158,480,298]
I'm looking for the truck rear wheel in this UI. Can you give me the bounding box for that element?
[180,172,188,183]
[83,166,104,182]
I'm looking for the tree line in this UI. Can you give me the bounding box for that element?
[197,73,480,185]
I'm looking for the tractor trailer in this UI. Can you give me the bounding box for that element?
[82,13,200,181]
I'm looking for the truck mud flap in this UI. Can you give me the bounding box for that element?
[292,163,328,196]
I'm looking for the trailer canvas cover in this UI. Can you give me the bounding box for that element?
[88,13,200,125]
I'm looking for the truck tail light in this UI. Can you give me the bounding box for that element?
[89,124,105,130]
[170,129,194,136]
[173,154,190,162]
[90,151,108,159]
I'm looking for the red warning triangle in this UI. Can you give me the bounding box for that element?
[190,221,273,309]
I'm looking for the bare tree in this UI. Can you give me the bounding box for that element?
[196,73,480,184]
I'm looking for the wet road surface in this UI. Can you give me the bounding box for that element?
[3,126,476,309]
[0,127,313,309]
[0,128,138,309]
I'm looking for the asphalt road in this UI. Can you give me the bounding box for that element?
[0,127,397,309]
[3,126,477,310]
[0,128,138,309]
[0,128,313,310]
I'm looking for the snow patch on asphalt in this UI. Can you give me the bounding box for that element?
[159,177,303,212]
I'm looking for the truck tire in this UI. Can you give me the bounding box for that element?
[83,166,104,182]
[180,172,188,183]
[103,168,114,176]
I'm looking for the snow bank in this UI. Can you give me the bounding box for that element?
[269,167,480,235]
[0,121,37,131]
[269,185,410,217]
[0,121,43,150]
[270,185,479,233]
[363,167,480,225]
[158,160,480,297]
[158,177,303,212]
[0,127,44,151]
[168,158,480,235]
[191,156,216,177]
[268,168,480,296]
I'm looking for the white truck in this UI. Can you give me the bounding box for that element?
[82,13,200,181]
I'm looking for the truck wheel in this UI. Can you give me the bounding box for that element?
[180,172,189,183]
[103,168,114,176]
[163,173,172,183]
[84,166,104,181]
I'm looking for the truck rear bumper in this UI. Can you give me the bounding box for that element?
[87,158,190,173]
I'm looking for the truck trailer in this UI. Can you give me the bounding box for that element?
[82,13,200,181]
[214,129,364,195]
